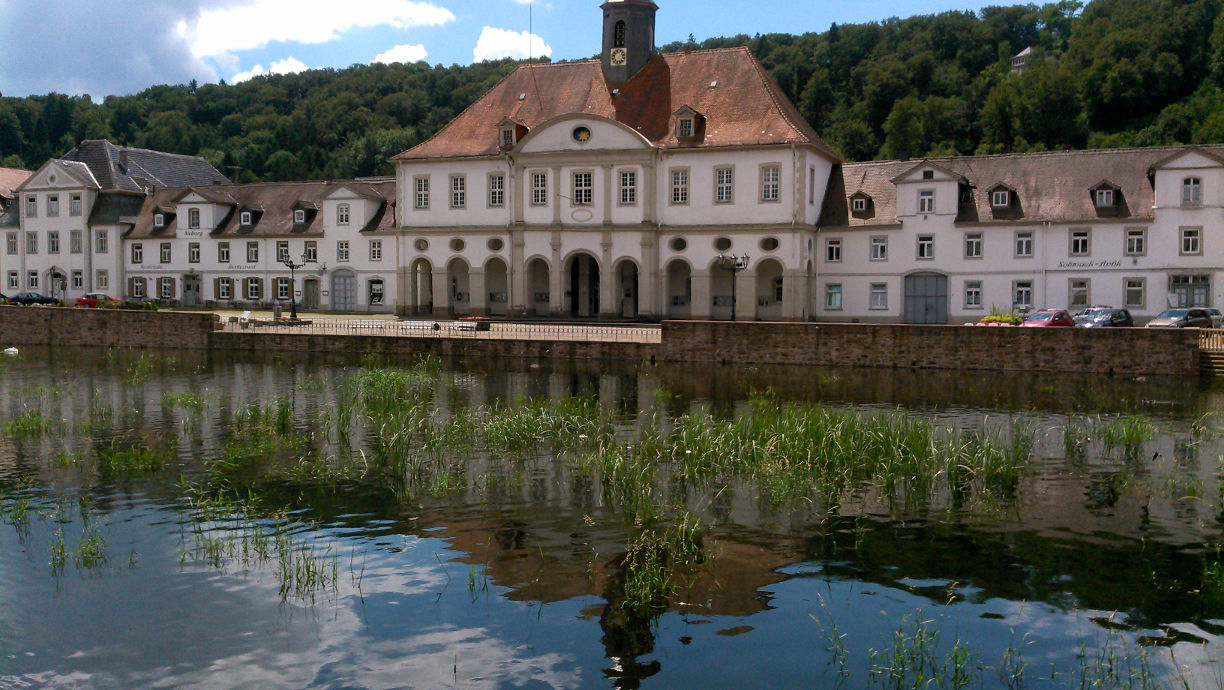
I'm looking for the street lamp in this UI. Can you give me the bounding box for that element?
[282,251,307,320]
[715,253,750,321]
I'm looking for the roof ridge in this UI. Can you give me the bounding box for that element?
[846,144,1220,167]
[662,46,752,57]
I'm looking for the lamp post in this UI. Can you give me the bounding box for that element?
[716,253,750,321]
[282,252,307,320]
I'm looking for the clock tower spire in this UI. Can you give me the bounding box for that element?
[601,0,657,85]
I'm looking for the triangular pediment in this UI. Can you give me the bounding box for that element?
[890,160,965,185]
[1149,147,1224,171]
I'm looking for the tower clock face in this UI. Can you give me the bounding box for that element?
[610,48,627,66]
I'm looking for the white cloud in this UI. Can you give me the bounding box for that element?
[185,0,455,58]
[374,44,429,65]
[472,27,552,62]
[231,56,309,83]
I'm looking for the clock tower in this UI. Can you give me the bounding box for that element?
[601,0,657,85]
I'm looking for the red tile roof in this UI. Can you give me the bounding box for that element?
[0,167,32,201]
[394,48,839,161]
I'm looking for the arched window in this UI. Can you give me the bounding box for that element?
[1183,177,1202,206]
[613,20,626,48]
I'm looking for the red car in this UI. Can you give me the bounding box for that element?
[75,293,119,308]
[1021,309,1074,327]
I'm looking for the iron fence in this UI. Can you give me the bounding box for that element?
[219,317,661,344]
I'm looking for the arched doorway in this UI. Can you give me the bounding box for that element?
[755,258,784,321]
[45,268,66,301]
[447,258,470,315]
[566,252,599,318]
[409,259,433,315]
[665,259,691,319]
[614,259,639,319]
[526,257,550,316]
[331,269,356,311]
[710,258,734,320]
[904,272,948,324]
[485,257,509,317]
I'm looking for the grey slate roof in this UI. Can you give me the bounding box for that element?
[820,145,1224,228]
[59,140,228,194]
[89,193,147,226]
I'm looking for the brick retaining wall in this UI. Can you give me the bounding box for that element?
[0,305,219,349]
[210,331,659,361]
[660,320,1200,376]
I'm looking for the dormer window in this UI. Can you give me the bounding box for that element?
[153,213,165,228]
[677,117,694,138]
[991,190,1010,207]
[1095,188,1115,208]
[294,209,306,224]
[500,127,516,148]
[851,197,867,212]
[188,208,200,229]
[240,211,252,226]
[1182,177,1202,206]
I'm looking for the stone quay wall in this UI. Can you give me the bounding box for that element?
[660,320,1201,376]
[0,306,219,349]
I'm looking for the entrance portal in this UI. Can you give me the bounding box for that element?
[567,253,599,318]
[903,273,948,324]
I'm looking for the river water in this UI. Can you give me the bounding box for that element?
[0,347,1222,688]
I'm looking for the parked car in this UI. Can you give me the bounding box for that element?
[9,292,59,306]
[1208,308,1224,328]
[1145,308,1213,328]
[1072,305,1114,325]
[1021,309,1074,327]
[1077,308,1134,328]
[0,293,7,304]
[75,293,119,308]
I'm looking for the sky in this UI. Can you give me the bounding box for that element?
[0,0,1002,99]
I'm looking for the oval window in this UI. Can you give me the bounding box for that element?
[669,237,687,252]
[414,239,429,251]
[760,237,780,252]
[487,237,504,251]
[450,238,465,252]
[714,237,732,252]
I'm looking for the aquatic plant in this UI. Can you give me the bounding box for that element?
[4,408,65,438]
[50,528,67,574]
[97,437,173,475]
[73,527,108,569]
[161,390,208,412]
[619,509,703,614]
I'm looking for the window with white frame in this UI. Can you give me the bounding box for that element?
[1015,231,1033,258]
[96,270,108,290]
[154,213,165,228]
[964,232,982,259]
[670,169,689,205]
[619,170,637,205]
[95,231,107,254]
[337,203,350,225]
[1182,177,1202,206]
[47,231,59,254]
[304,241,317,262]
[450,175,466,208]
[500,127,516,148]
[70,230,81,254]
[6,272,17,289]
[531,172,548,206]
[130,243,142,264]
[246,241,258,263]
[852,197,867,212]
[26,232,37,254]
[965,281,983,308]
[760,165,780,202]
[239,211,251,226]
[918,190,935,214]
[132,277,143,298]
[1069,278,1089,308]
[1070,229,1090,256]
[1124,278,1145,309]
[870,236,888,261]
[188,242,200,263]
[991,189,1010,207]
[24,196,35,218]
[188,208,200,229]
[1181,227,1202,255]
[370,240,382,261]
[337,240,350,262]
[5,233,15,255]
[276,241,289,262]
[825,238,842,263]
[160,277,174,300]
[27,271,37,289]
[246,279,260,301]
[276,277,290,300]
[917,235,934,260]
[47,195,59,217]
[1125,228,1146,256]
[870,283,888,310]
[572,171,593,206]
[414,176,430,209]
[160,242,171,263]
[218,278,231,300]
[1095,188,1114,208]
[488,173,505,207]
[69,193,81,217]
[825,284,842,310]
[71,270,83,290]
[218,242,230,263]
[293,209,306,224]
[714,167,734,204]
[677,117,694,138]
[1013,280,1033,309]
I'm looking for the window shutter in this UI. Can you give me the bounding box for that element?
[128,277,136,297]
[213,278,221,299]
[243,278,251,300]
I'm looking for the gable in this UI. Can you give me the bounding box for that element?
[518,115,652,155]
[19,160,97,192]
[1150,147,1224,171]
[891,161,963,185]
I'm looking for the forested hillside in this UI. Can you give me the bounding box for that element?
[1,0,1222,181]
